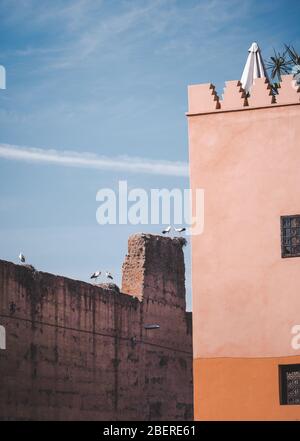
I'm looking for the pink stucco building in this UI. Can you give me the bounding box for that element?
[187,74,300,420]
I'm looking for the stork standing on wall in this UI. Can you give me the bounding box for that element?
[90,270,101,283]
[174,227,186,233]
[105,271,113,280]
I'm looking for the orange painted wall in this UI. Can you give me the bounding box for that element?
[194,356,300,421]
[187,76,300,420]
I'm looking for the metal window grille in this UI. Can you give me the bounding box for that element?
[279,364,300,405]
[281,215,300,258]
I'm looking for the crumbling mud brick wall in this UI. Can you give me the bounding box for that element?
[0,234,193,421]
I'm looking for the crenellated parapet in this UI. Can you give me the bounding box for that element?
[221,80,248,110]
[187,74,300,115]
[188,83,220,114]
[247,77,275,107]
[275,74,300,105]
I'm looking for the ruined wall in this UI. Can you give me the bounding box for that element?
[0,234,193,421]
[188,74,300,420]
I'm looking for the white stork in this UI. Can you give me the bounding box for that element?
[105,271,113,280]
[174,227,186,233]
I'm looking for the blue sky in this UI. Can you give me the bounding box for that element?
[0,0,299,310]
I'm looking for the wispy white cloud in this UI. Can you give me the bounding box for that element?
[46,0,165,69]
[0,143,188,177]
[1,0,252,69]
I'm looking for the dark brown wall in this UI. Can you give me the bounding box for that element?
[0,234,193,421]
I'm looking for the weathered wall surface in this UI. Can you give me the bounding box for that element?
[0,234,193,421]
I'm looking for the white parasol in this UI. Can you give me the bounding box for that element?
[241,42,269,94]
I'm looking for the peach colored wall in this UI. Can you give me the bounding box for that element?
[189,101,300,359]
[188,76,300,420]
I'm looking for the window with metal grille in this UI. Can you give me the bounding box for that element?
[279,364,300,405]
[281,215,300,258]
